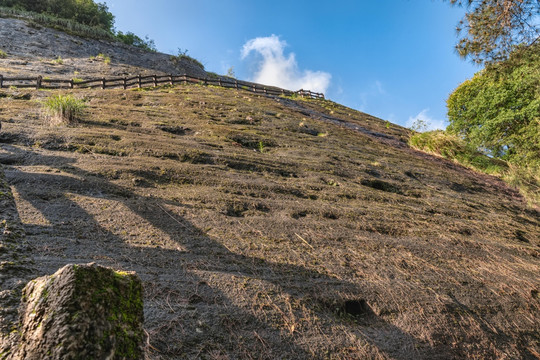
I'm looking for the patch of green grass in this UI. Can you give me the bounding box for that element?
[54,56,63,65]
[0,50,7,58]
[43,94,86,126]
[96,53,111,64]
[503,164,540,207]
[410,130,539,206]
[409,130,507,175]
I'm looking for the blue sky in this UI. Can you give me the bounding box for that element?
[103,0,479,130]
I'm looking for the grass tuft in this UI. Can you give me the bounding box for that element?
[43,94,86,126]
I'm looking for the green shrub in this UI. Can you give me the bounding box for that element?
[43,94,86,125]
[409,130,508,175]
[0,0,114,32]
[0,6,116,40]
[170,49,204,70]
[410,130,539,206]
[116,31,156,52]
[0,50,7,58]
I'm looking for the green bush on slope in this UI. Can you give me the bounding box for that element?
[409,130,508,175]
[409,130,539,206]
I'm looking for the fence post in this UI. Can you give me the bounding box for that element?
[235,80,238,89]
[69,79,74,89]
[36,76,42,90]
[0,75,3,89]
[123,77,127,90]
[138,75,142,88]
[169,75,173,86]
[153,75,157,87]
[100,78,105,89]
[252,84,256,92]
[218,78,222,87]
[264,87,267,94]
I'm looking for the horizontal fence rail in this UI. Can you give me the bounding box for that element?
[0,74,325,99]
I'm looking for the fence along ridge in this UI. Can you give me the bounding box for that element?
[0,73,325,99]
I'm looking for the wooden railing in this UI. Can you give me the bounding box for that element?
[0,74,325,99]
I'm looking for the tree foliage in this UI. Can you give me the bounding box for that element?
[447,43,540,168]
[116,31,157,52]
[0,0,160,51]
[448,0,540,64]
[0,0,115,32]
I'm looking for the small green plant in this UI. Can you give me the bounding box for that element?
[43,94,86,126]
[409,118,428,133]
[0,50,7,58]
[258,141,265,153]
[54,56,63,64]
[96,53,111,64]
[170,48,204,70]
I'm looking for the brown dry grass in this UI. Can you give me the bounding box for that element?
[0,84,539,359]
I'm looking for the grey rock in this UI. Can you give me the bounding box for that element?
[14,263,144,360]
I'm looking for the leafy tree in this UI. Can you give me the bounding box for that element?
[447,42,540,168]
[448,0,540,64]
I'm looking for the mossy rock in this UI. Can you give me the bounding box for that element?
[15,263,144,360]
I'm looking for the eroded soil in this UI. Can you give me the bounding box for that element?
[0,85,539,359]
[0,17,206,79]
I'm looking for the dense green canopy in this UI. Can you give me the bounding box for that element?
[447,43,540,168]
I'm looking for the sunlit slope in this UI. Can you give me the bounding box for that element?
[0,85,538,359]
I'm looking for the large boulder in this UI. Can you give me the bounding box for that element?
[15,263,144,360]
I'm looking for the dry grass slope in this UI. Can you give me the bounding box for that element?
[0,84,539,359]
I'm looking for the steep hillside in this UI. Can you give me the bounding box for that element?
[0,83,539,359]
[0,17,206,78]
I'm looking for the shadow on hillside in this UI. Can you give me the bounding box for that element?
[1,145,436,359]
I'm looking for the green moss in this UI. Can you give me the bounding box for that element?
[72,265,143,358]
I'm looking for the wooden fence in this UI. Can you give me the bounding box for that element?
[0,74,325,99]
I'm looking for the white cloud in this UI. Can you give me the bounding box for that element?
[241,35,331,93]
[407,109,447,132]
